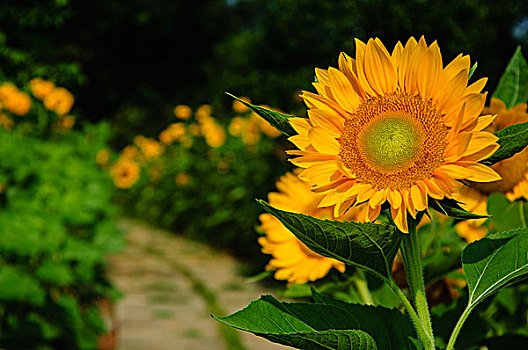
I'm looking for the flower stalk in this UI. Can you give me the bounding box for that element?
[401,219,435,350]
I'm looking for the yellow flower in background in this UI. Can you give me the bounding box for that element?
[29,78,55,100]
[228,116,245,137]
[195,104,212,123]
[204,123,226,148]
[159,129,173,144]
[52,115,76,132]
[44,87,74,115]
[188,123,200,136]
[0,113,14,130]
[175,173,190,187]
[455,97,528,242]
[110,159,140,189]
[168,123,186,141]
[0,83,31,116]
[242,114,261,146]
[0,83,18,101]
[173,104,192,120]
[133,135,147,148]
[232,96,251,114]
[288,37,500,232]
[259,172,369,284]
[3,91,31,116]
[96,149,111,168]
[137,137,164,161]
[149,166,163,183]
[120,145,140,161]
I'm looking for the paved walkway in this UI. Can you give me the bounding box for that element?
[107,219,289,350]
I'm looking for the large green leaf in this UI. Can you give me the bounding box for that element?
[428,197,488,220]
[226,92,298,137]
[215,294,419,349]
[258,200,402,280]
[463,228,528,311]
[487,193,528,231]
[310,289,419,349]
[492,46,528,109]
[481,121,528,166]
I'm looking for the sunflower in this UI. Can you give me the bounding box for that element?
[259,171,370,284]
[29,78,55,100]
[454,97,528,242]
[173,104,192,120]
[288,37,500,232]
[110,159,140,189]
[44,87,74,115]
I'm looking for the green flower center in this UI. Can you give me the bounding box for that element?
[359,113,423,172]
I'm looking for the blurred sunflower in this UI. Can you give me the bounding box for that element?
[29,78,55,100]
[52,115,75,132]
[455,97,528,242]
[110,159,140,189]
[259,172,369,284]
[0,83,31,116]
[173,104,192,120]
[96,149,111,168]
[288,37,500,232]
[44,87,74,115]
[3,91,31,116]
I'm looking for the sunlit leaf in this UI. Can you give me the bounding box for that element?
[492,46,528,109]
[215,294,420,349]
[258,200,401,280]
[463,228,528,310]
[481,121,528,166]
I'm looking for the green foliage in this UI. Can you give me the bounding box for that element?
[462,228,528,313]
[215,293,418,349]
[487,193,528,231]
[258,200,401,280]
[492,46,528,109]
[0,123,122,349]
[481,121,528,166]
[226,93,298,136]
[429,198,489,220]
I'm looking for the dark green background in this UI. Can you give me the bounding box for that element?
[1,0,527,143]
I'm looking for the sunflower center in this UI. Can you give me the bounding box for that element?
[339,92,448,190]
[359,113,423,172]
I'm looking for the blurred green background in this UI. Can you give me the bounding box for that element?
[1,0,528,145]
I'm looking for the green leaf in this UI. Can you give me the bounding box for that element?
[311,289,419,349]
[468,61,478,80]
[0,266,45,306]
[226,92,298,137]
[487,193,528,231]
[429,197,488,220]
[463,228,528,311]
[481,121,528,166]
[492,46,528,109]
[258,200,402,280]
[37,261,74,286]
[215,294,419,349]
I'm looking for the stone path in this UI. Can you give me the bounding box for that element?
[108,219,289,350]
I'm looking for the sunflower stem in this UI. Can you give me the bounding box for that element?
[354,270,374,305]
[401,220,435,350]
[446,305,472,350]
[388,279,433,349]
